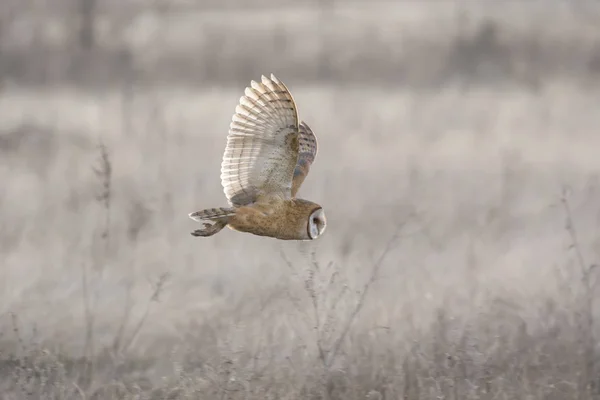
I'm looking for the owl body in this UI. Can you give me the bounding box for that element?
[188,74,327,241]
[227,198,323,240]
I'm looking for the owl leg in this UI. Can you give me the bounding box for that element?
[191,220,228,237]
[188,207,235,237]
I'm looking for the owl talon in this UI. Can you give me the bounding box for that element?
[191,229,209,237]
[190,219,227,237]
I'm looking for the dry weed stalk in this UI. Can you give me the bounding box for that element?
[94,141,112,248]
[80,260,95,389]
[326,223,405,369]
[80,141,114,388]
[282,216,411,398]
[561,186,599,398]
[78,142,170,392]
[114,271,170,356]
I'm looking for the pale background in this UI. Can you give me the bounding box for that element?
[1,1,600,399]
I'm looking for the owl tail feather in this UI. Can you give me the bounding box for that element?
[189,207,235,238]
[189,207,235,222]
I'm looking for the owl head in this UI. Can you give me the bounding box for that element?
[308,207,327,240]
[287,199,326,240]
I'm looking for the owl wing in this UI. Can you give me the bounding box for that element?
[291,121,318,198]
[220,74,300,207]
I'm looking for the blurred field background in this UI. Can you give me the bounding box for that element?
[2,0,600,399]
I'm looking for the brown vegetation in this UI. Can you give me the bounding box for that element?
[1,1,600,399]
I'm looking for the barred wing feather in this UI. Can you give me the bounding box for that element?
[291,121,318,197]
[220,74,300,206]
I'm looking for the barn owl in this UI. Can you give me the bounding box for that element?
[188,74,326,241]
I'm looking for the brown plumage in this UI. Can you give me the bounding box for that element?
[292,122,318,197]
[189,74,327,241]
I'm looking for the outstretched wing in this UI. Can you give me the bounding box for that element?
[220,74,300,207]
[291,121,318,198]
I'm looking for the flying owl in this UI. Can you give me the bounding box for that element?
[188,74,326,241]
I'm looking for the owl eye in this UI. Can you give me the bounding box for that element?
[307,208,327,240]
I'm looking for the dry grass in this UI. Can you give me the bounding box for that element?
[2,2,600,399]
[1,80,600,399]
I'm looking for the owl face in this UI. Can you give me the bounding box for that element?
[308,207,327,239]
